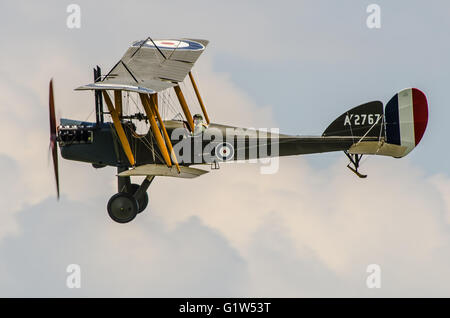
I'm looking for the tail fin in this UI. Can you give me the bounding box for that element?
[322,101,384,138]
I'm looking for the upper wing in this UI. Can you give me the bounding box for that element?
[76,38,209,94]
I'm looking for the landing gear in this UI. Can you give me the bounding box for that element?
[129,183,149,213]
[107,169,155,223]
[344,151,367,178]
[211,160,220,170]
[107,192,138,223]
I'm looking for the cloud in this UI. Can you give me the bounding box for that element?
[0,45,105,240]
[146,156,450,297]
[430,175,450,226]
[0,155,21,238]
[1,153,450,297]
[0,198,248,297]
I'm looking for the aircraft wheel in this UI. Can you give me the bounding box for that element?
[107,192,138,223]
[129,183,149,214]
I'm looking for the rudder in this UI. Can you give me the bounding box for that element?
[385,88,428,157]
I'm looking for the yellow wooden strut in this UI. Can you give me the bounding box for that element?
[188,71,210,124]
[114,90,122,116]
[102,91,135,166]
[149,94,180,173]
[173,85,195,132]
[139,93,172,168]
[153,91,158,109]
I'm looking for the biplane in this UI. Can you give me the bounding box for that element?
[48,37,429,223]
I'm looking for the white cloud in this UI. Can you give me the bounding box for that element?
[2,153,450,296]
[146,156,450,296]
[0,198,248,297]
[430,175,450,226]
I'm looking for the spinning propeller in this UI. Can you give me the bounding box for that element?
[49,79,60,199]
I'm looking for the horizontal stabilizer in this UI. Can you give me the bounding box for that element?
[348,141,407,157]
[118,164,208,178]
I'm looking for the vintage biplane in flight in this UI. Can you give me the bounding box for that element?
[49,37,429,223]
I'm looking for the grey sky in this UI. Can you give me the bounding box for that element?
[0,0,449,297]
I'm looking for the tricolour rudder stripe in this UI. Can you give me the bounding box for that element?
[398,88,415,153]
[411,88,428,146]
[385,94,400,145]
[384,88,429,157]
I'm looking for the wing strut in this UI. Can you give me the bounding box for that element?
[139,93,172,168]
[102,91,135,166]
[174,85,195,132]
[114,90,122,116]
[149,94,180,173]
[188,71,210,124]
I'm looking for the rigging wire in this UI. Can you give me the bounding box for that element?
[181,81,195,115]
[83,107,95,123]
[192,68,209,122]
[162,90,175,120]
[184,76,200,113]
[168,88,184,120]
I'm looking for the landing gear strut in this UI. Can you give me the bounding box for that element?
[128,184,149,213]
[107,168,155,223]
[131,176,154,213]
[344,151,367,178]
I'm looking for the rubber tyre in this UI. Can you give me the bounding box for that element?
[107,192,138,223]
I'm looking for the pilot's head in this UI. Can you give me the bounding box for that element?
[193,114,203,124]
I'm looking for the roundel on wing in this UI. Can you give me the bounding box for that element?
[215,142,234,161]
[145,40,189,49]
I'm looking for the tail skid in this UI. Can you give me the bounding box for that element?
[344,151,367,178]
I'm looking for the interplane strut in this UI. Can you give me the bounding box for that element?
[188,71,210,124]
[174,85,194,132]
[102,91,135,166]
[139,93,172,168]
